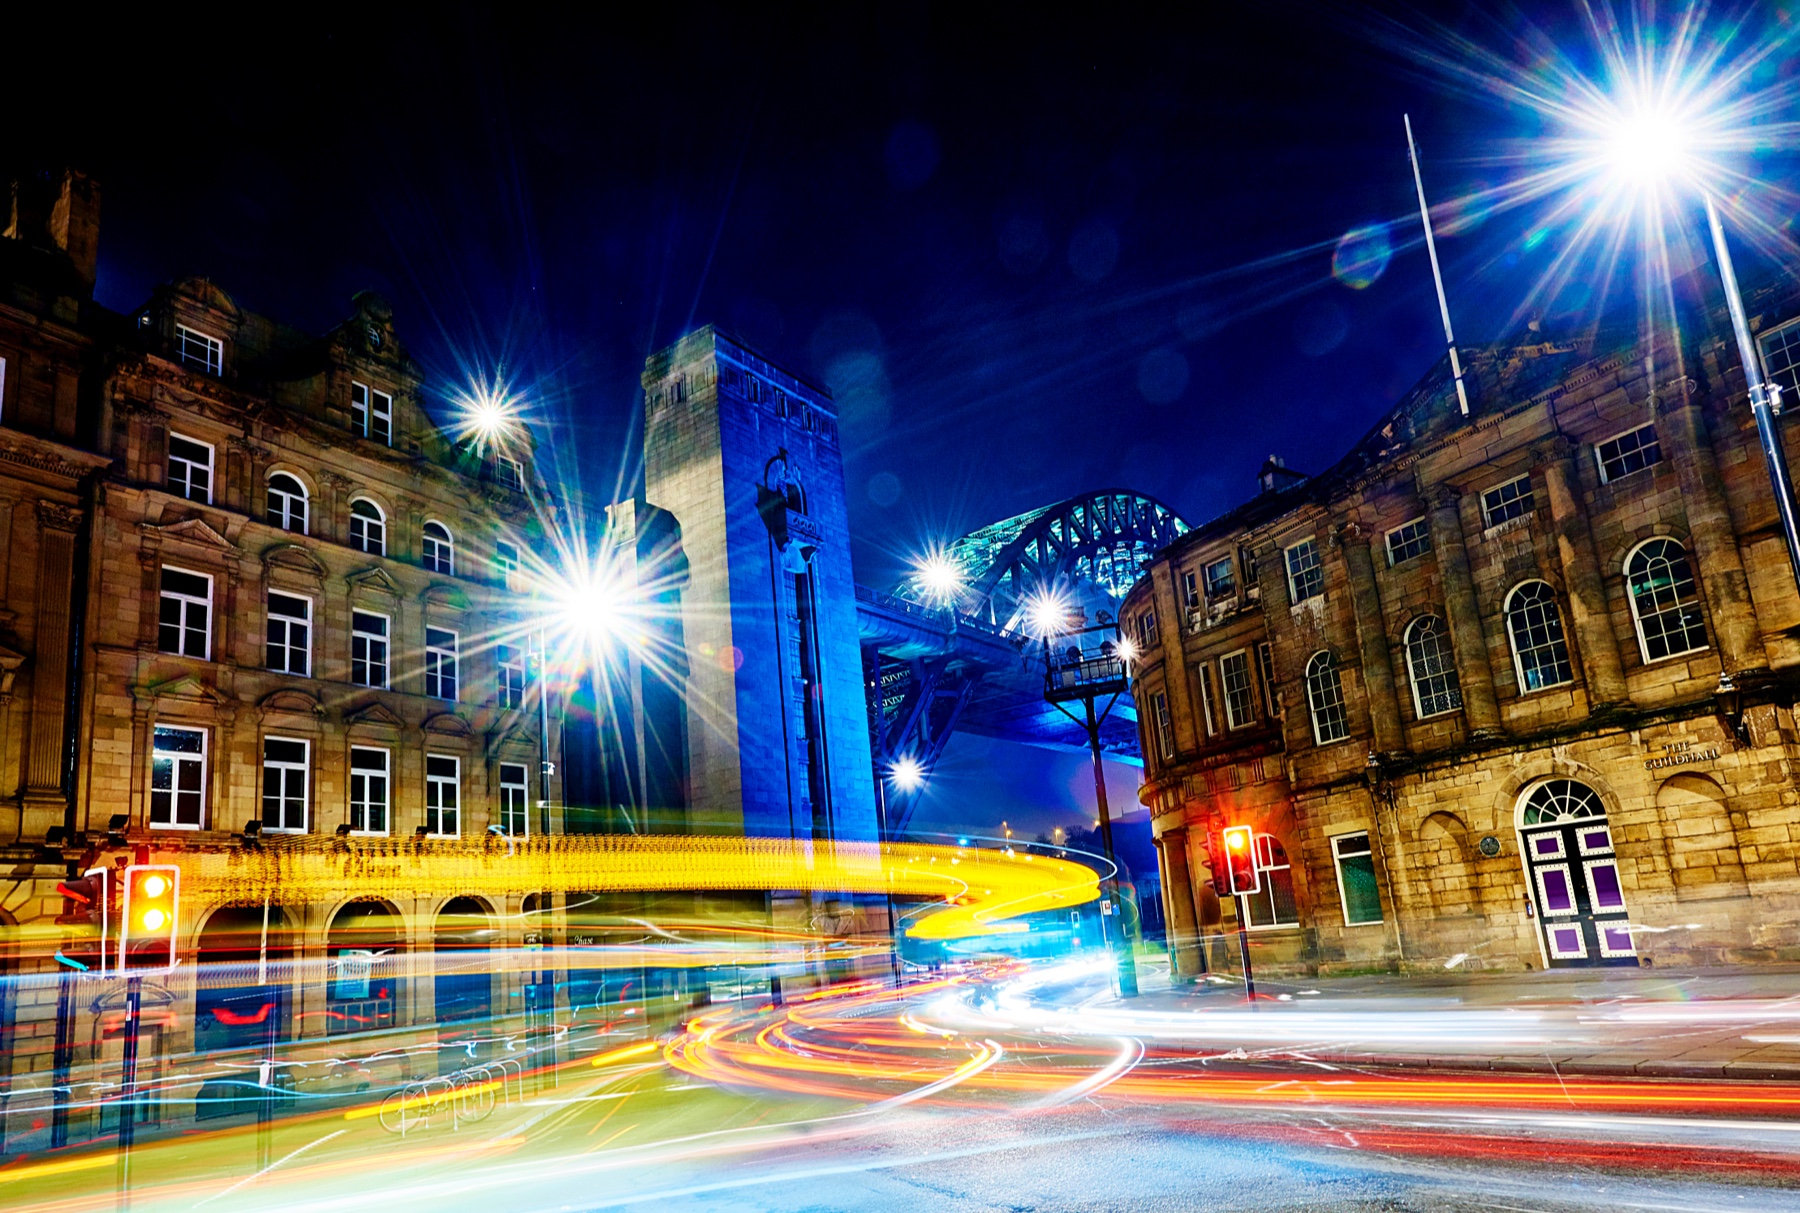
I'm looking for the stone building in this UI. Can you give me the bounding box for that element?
[1125,283,1800,974]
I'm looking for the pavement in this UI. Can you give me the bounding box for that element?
[1095,957,1800,1080]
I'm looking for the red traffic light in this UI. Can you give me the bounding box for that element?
[1221,826,1260,896]
[55,866,113,973]
[120,864,180,972]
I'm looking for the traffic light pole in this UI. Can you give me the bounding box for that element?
[1081,697,1139,999]
[1235,899,1256,1005]
[116,975,142,1210]
[51,970,74,1147]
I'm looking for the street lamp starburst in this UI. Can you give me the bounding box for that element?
[910,547,966,607]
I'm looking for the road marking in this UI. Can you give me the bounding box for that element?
[192,1129,345,1207]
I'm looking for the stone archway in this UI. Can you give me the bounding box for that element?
[325,900,404,1036]
[1516,779,1638,968]
[1656,773,1747,900]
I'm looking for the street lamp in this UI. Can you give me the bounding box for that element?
[888,754,926,794]
[911,548,966,607]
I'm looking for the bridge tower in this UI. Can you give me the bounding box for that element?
[641,327,878,842]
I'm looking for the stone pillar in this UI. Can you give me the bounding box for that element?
[1422,486,1504,737]
[1661,389,1765,673]
[1332,523,1406,755]
[1157,826,1202,978]
[1536,435,1629,707]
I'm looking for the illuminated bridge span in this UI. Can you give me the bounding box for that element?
[857,489,1190,819]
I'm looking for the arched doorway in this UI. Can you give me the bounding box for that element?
[434,898,495,1070]
[326,901,404,1036]
[195,905,293,1053]
[1517,779,1636,967]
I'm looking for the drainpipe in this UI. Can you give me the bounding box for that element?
[61,474,97,841]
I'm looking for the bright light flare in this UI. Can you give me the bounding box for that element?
[455,380,524,445]
[889,755,926,792]
[910,548,966,606]
[1021,588,1074,638]
[1597,103,1696,187]
[546,564,627,649]
[1114,636,1139,664]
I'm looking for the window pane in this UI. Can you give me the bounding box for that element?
[1285,539,1323,603]
[1407,616,1463,718]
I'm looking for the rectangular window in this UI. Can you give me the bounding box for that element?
[1481,475,1535,527]
[1596,423,1662,483]
[498,644,526,709]
[1151,691,1175,761]
[1332,832,1384,926]
[0,355,7,424]
[494,540,520,581]
[1181,570,1200,613]
[1204,555,1235,601]
[351,611,389,688]
[150,725,207,829]
[1196,664,1217,738]
[424,627,459,700]
[1255,642,1276,721]
[500,762,530,836]
[166,433,214,502]
[1759,319,1800,401]
[175,324,223,375]
[349,746,390,835]
[351,381,393,445]
[1386,517,1432,566]
[425,754,460,837]
[266,592,312,676]
[496,457,525,490]
[158,567,211,660]
[262,737,309,833]
[1220,649,1255,730]
[1285,538,1323,604]
[1139,609,1158,650]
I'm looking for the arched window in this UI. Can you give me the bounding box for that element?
[1505,581,1573,692]
[1520,778,1605,825]
[1405,614,1462,719]
[1626,538,1708,662]
[422,520,454,575]
[1304,651,1349,745]
[1241,833,1299,928]
[267,473,308,534]
[349,498,385,556]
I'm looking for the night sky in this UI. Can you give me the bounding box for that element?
[12,1,1657,585]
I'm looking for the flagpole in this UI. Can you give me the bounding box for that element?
[1405,113,1470,416]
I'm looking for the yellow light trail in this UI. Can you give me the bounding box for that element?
[169,836,1098,941]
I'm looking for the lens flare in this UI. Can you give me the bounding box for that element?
[910,548,966,606]
[889,755,926,792]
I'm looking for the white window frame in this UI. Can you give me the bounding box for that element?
[1180,570,1200,612]
[422,520,454,576]
[1304,650,1350,745]
[1242,833,1300,930]
[1330,831,1384,927]
[261,736,310,834]
[498,644,526,710]
[1204,555,1235,602]
[1405,614,1463,719]
[349,498,386,556]
[1195,663,1217,738]
[351,610,390,688]
[150,724,208,830]
[424,627,459,700]
[500,762,530,837]
[1385,517,1431,566]
[175,324,223,375]
[267,472,309,534]
[1220,649,1255,730]
[496,457,525,490]
[1284,538,1323,604]
[351,381,393,446]
[158,566,213,661]
[1150,691,1175,761]
[1758,317,1800,403]
[1480,474,1535,528]
[166,432,215,503]
[1624,537,1710,664]
[349,746,391,836]
[425,754,461,838]
[1594,422,1662,484]
[495,540,520,582]
[1139,609,1159,650]
[266,591,312,677]
[1504,580,1574,693]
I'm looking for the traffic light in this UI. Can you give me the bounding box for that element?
[55,866,113,974]
[120,864,180,972]
[1221,826,1259,896]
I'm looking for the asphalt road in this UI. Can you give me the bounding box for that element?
[9,959,1800,1212]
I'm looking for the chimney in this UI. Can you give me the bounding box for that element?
[48,169,101,294]
[1258,454,1306,495]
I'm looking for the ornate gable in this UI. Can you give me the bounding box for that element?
[259,688,324,718]
[262,543,328,579]
[422,711,472,738]
[147,517,235,551]
[346,566,403,598]
[343,700,405,729]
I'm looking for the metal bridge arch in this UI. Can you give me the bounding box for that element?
[947,488,1190,621]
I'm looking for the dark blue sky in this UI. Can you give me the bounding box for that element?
[17,2,1769,588]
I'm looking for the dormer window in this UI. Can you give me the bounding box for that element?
[495,457,525,491]
[351,381,393,446]
[175,325,224,376]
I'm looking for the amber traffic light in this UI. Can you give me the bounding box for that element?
[120,864,180,972]
[1221,826,1259,896]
